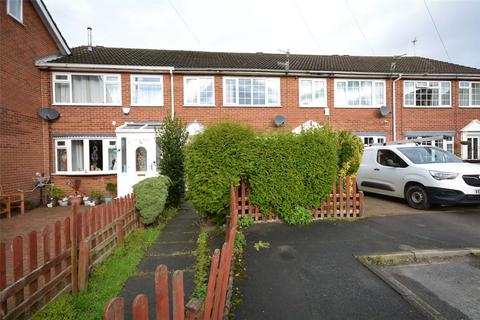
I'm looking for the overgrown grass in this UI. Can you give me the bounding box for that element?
[33,225,164,320]
[191,229,210,300]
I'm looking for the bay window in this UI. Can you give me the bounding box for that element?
[223,77,280,106]
[403,81,451,107]
[459,81,480,107]
[299,79,327,107]
[335,80,385,107]
[54,138,117,174]
[184,76,214,106]
[131,75,163,106]
[358,135,385,146]
[53,73,121,105]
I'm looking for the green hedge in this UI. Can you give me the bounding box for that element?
[337,130,364,176]
[133,176,171,224]
[185,122,255,220]
[185,122,361,223]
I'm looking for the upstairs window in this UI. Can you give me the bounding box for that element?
[404,81,451,107]
[7,0,22,23]
[131,75,163,106]
[184,76,214,106]
[53,73,121,105]
[335,80,385,108]
[459,81,480,107]
[299,79,327,107]
[223,77,280,107]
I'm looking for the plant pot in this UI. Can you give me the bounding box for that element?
[47,203,54,208]
[58,200,69,207]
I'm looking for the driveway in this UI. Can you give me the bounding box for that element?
[233,210,480,319]
[364,192,480,216]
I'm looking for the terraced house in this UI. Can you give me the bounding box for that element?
[3,0,480,200]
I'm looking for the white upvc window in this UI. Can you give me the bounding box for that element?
[403,81,451,107]
[131,75,163,106]
[7,0,23,23]
[358,136,386,146]
[54,138,117,175]
[406,136,454,153]
[53,73,122,105]
[459,81,480,107]
[184,76,215,106]
[299,78,327,107]
[334,79,385,108]
[223,77,280,107]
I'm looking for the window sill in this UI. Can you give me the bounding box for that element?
[334,106,381,109]
[458,106,480,108]
[130,104,164,107]
[183,104,216,107]
[222,105,281,108]
[53,172,117,176]
[52,103,123,107]
[402,106,452,109]
[300,105,328,108]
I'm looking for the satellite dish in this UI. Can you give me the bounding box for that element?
[379,106,390,117]
[38,108,60,121]
[274,115,286,127]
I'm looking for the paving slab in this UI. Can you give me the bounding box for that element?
[384,256,480,320]
[118,201,200,319]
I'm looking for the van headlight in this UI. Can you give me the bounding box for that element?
[429,170,458,180]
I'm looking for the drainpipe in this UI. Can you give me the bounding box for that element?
[392,74,402,141]
[170,68,175,120]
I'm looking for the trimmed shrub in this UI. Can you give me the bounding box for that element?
[156,116,189,207]
[185,122,361,224]
[133,176,170,224]
[248,128,338,220]
[337,131,364,176]
[185,122,255,220]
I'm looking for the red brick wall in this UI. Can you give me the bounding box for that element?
[0,1,61,203]
[43,70,480,193]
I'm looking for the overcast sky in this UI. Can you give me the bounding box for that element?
[44,0,480,68]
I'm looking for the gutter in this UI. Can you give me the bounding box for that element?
[34,62,480,79]
[392,74,402,142]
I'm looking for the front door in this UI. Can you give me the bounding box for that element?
[116,129,159,197]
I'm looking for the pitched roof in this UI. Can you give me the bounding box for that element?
[49,46,480,75]
[32,0,70,55]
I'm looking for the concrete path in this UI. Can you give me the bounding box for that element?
[233,211,480,319]
[119,202,200,319]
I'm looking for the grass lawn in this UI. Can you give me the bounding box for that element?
[33,224,164,320]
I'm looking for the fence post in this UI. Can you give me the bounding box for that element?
[359,191,365,217]
[133,294,149,320]
[71,204,79,294]
[172,270,185,320]
[78,239,90,292]
[117,218,125,248]
[104,297,125,320]
[155,265,169,320]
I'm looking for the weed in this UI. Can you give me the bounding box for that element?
[253,241,270,251]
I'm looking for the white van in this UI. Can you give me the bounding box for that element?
[357,143,480,209]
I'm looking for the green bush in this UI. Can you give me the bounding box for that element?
[133,176,171,224]
[185,122,255,220]
[192,229,209,300]
[337,130,364,176]
[185,122,361,224]
[283,207,314,225]
[249,128,338,220]
[156,116,189,207]
[47,185,66,200]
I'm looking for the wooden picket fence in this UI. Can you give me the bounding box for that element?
[104,187,239,320]
[0,194,138,320]
[236,175,365,222]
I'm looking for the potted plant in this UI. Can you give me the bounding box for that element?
[105,182,117,203]
[89,189,104,205]
[46,185,65,207]
[67,179,83,206]
[58,197,69,207]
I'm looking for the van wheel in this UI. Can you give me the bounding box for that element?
[405,185,431,210]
